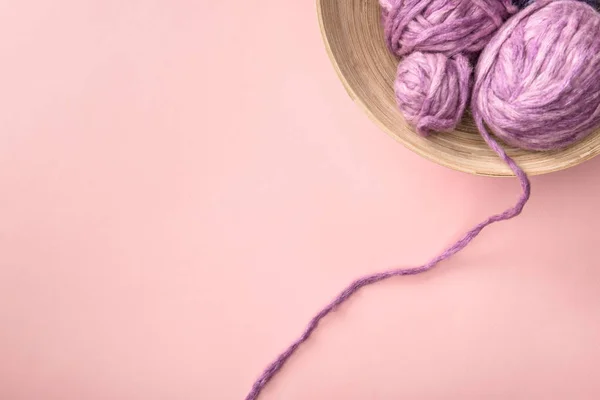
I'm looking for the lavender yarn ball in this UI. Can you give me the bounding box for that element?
[472,0,600,151]
[395,52,471,136]
[379,0,517,57]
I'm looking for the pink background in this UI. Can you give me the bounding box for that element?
[2,1,600,399]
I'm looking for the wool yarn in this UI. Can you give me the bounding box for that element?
[244,1,600,399]
[395,52,471,136]
[473,0,600,151]
[380,0,517,56]
[516,0,599,9]
[382,0,516,135]
[245,152,530,400]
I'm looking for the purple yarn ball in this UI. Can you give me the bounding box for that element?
[395,52,471,136]
[380,0,517,57]
[473,0,600,151]
[380,0,516,135]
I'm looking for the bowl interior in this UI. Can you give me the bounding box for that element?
[317,0,600,176]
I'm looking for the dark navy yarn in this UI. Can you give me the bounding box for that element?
[514,0,599,9]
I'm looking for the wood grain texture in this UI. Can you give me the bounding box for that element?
[316,0,600,177]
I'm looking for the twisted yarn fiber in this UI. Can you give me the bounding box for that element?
[244,1,600,399]
[382,0,516,136]
[245,147,530,400]
[473,0,600,150]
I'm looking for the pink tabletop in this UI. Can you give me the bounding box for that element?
[2,1,600,399]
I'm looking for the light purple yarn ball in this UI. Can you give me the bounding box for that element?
[380,0,517,56]
[395,52,471,136]
[472,0,600,151]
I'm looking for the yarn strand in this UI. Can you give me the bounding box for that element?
[244,126,531,400]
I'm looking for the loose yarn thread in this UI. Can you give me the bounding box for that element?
[244,0,600,398]
[245,137,530,400]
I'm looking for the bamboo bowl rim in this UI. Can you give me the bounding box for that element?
[316,0,600,177]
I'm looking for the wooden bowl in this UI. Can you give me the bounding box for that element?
[316,0,600,176]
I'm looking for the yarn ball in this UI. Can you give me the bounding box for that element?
[395,52,472,136]
[379,0,517,57]
[472,0,600,151]
[515,0,599,10]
